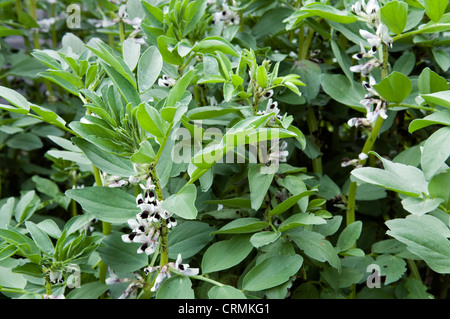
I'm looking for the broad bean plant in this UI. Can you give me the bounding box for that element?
[0,0,449,299]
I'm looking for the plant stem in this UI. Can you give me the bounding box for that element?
[407,259,421,281]
[346,43,389,226]
[307,107,323,174]
[92,165,110,286]
[119,19,126,50]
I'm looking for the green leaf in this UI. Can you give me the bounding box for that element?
[278,213,326,232]
[393,51,416,76]
[288,230,341,270]
[373,71,412,103]
[86,40,136,87]
[184,0,208,35]
[157,36,184,65]
[250,231,281,248]
[65,187,138,224]
[166,69,196,108]
[248,164,274,210]
[432,48,450,72]
[256,65,268,88]
[97,232,148,273]
[421,91,450,109]
[192,37,239,57]
[0,267,27,290]
[242,254,303,291]
[38,70,81,96]
[428,169,450,210]
[336,221,362,252]
[15,190,40,224]
[122,38,141,72]
[351,152,429,197]
[201,235,253,274]
[208,285,247,299]
[276,175,309,212]
[6,133,43,151]
[66,281,109,299]
[136,102,168,138]
[0,227,41,263]
[187,105,247,120]
[380,1,408,34]
[211,218,268,235]
[197,75,227,84]
[319,74,366,112]
[409,109,450,133]
[284,3,357,30]
[168,221,215,259]
[162,184,198,219]
[130,139,156,164]
[404,278,434,299]
[101,62,141,106]
[73,137,135,177]
[401,197,444,216]
[421,127,450,180]
[25,221,54,255]
[424,0,448,22]
[0,86,31,111]
[269,190,317,217]
[386,215,450,274]
[138,46,163,93]
[156,276,195,299]
[417,67,448,95]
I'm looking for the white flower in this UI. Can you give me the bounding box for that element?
[350,59,381,77]
[359,29,381,48]
[37,18,56,33]
[352,0,380,27]
[261,89,274,100]
[212,3,240,25]
[352,42,376,60]
[118,5,128,19]
[358,152,369,161]
[135,228,159,255]
[266,140,289,163]
[105,268,131,285]
[158,75,176,88]
[49,270,64,284]
[150,265,169,292]
[257,98,282,121]
[167,216,177,229]
[172,254,199,277]
[376,24,393,47]
[347,117,371,127]
[341,158,359,167]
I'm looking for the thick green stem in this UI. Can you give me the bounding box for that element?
[307,107,323,174]
[92,165,110,285]
[407,259,421,281]
[346,43,389,227]
[119,20,126,49]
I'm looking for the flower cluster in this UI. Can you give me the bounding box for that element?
[158,75,177,88]
[121,179,176,255]
[350,0,393,77]
[347,76,387,128]
[211,2,240,26]
[106,268,145,299]
[144,254,199,292]
[348,0,390,127]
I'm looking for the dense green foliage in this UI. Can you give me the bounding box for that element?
[0,0,449,299]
